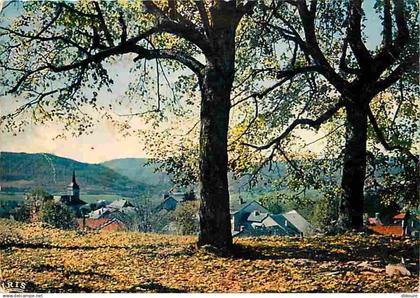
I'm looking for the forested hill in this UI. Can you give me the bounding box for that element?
[0,152,153,197]
[101,158,171,187]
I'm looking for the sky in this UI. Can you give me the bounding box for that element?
[0,2,384,163]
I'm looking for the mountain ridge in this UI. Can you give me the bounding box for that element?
[0,151,155,197]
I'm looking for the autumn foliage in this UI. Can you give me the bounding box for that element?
[0,219,418,293]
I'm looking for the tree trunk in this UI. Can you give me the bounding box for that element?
[198,69,232,248]
[197,4,236,248]
[338,102,368,229]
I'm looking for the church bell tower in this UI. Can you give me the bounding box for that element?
[67,170,80,201]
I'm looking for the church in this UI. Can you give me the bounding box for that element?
[56,170,87,211]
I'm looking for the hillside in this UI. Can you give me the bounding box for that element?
[101,158,171,187]
[0,219,418,293]
[101,157,289,197]
[0,152,153,197]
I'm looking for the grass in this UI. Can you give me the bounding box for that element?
[0,219,418,293]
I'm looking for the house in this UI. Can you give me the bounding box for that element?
[88,207,113,219]
[231,201,269,232]
[76,217,127,232]
[156,190,196,212]
[86,199,137,224]
[160,196,178,211]
[55,170,86,213]
[367,211,420,237]
[230,200,314,237]
[107,199,134,210]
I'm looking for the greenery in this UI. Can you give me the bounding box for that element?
[8,203,31,222]
[102,158,172,188]
[39,201,75,230]
[0,2,418,293]
[0,152,153,196]
[173,201,200,235]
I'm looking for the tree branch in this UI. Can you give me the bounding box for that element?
[367,107,418,163]
[143,0,211,54]
[374,54,419,93]
[243,100,344,150]
[372,0,410,78]
[93,1,114,47]
[339,38,361,75]
[195,1,211,38]
[291,0,352,96]
[347,0,372,68]
[383,0,393,48]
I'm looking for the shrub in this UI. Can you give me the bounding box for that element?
[173,201,199,235]
[39,201,75,229]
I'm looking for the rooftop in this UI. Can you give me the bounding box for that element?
[368,225,403,236]
[107,199,134,209]
[247,211,269,223]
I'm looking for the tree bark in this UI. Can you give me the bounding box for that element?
[338,102,368,229]
[198,68,232,248]
[197,4,236,248]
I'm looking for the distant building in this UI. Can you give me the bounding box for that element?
[88,207,113,219]
[368,211,420,237]
[56,170,86,211]
[76,217,127,232]
[107,199,134,210]
[160,196,178,211]
[231,200,314,237]
[86,199,137,228]
[156,190,196,212]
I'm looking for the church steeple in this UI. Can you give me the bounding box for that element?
[67,169,80,200]
[72,170,77,184]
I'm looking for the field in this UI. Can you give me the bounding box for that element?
[0,219,418,293]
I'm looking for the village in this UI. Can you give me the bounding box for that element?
[15,170,419,239]
[0,0,419,294]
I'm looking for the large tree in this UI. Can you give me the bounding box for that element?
[237,0,418,229]
[0,0,258,248]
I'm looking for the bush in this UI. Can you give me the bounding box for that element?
[173,201,199,235]
[10,204,31,222]
[39,201,75,229]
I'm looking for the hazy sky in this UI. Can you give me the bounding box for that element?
[0,2,383,163]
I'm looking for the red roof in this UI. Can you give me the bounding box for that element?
[99,220,126,232]
[368,225,403,236]
[393,213,405,220]
[76,218,126,232]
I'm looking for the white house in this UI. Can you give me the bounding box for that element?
[230,200,314,237]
